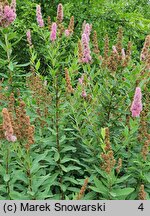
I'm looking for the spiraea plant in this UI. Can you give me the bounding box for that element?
[0,2,149,200]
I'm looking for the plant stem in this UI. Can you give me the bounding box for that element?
[55,73,60,153]
[6,146,10,198]
[5,34,12,85]
[55,71,64,199]
[26,150,33,197]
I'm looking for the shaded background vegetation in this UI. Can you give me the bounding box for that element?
[9,0,150,66]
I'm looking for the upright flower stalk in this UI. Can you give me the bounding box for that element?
[130,87,142,117]
[2,108,17,142]
[64,16,74,37]
[50,22,57,42]
[36,5,44,27]
[2,107,16,198]
[57,3,63,24]
[81,33,92,63]
[83,23,92,42]
[26,29,32,47]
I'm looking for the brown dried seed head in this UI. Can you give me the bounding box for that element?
[65,68,74,94]
[68,16,74,33]
[138,185,146,200]
[47,16,51,31]
[93,30,100,55]
[76,178,88,200]
[140,35,150,61]
[116,26,123,54]
[2,108,14,137]
[116,158,122,174]
[78,40,83,63]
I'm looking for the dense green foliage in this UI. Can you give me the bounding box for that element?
[0,0,149,200]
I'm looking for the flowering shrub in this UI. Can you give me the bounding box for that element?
[0,2,149,200]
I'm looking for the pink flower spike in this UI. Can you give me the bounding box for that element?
[83,23,91,42]
[4,5,16,23]
[130,87,142,117]
[50,22,57,42]
[36,5,44,27]
[57,3,63,23]
[81,33,92,63]
[26,29,32,46]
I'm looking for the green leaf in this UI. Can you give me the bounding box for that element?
[63,176,78,185]
[83,191,97,200]
[8,62,14,71]
[92,177,107,195]
[11,170,28,184]
[145,173,150,183]
[16,62,30,68]
[60,157,69,164]
[93,166,107,179]
[32,174,50,193]
[0,73,8,78]
[65,165,81,172]
[101,128,105,139]
[110,188,135,198]
[9,191,30,200]
[54,151,60,162]
[35,60,40,71]
[0,40,6,51]
[60,164,68,172]
[61,146,76,153]
[3,174,10,182]
[30,151,49,174]
[48,173,59,186]
[116,175,131,184]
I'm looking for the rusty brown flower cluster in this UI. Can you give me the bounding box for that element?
[67,16,74,34]
[65,68,74,94]
[116,158,122,174]
[116,26,123,59]
[0,89,35,150]
[78,40,83,63]
[76,178,88,200]
[123,41,132,67]
[27,73,51,128]
[104,127,111,151]
[139,109,150,160]
[92,30,100,55]
[2,107,16,142]
[139,35,150,82]
[102,34,109,67]
[140,35,150,61]
[107,48,119,71]
[57,3,63,24]
[101,128,116,174]
[0,124,4,139]
[47,16,51,31]
[14,100,35,150]
[138,184,146,200]
[102,28,132,71]
[0,79,6,106]
[101,150,116,174]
